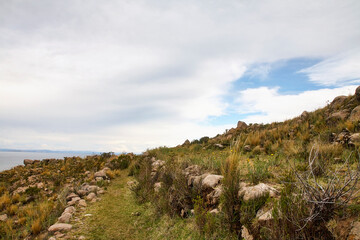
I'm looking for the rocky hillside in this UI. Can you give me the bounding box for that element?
[1,88,360,240]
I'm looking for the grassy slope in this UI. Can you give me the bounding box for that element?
[70,170,208,240]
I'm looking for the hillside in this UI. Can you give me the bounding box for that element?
[1,88,360,239]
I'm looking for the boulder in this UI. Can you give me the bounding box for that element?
[86,192,96,201]
[350,106,360,122]
[356,86,360,102]
[209,208,219,215]
[237,121,248,130]
[94,170,106,178]
[349,221,360,240]
[183,165,202,178]
[214,143,224,149]
[154,182,162,193]
[0,214,8,222]
[241,226,254,240]
[78,199,87,207]
[188,173,209,188]
[66,193,79,201]
[330,95,347,109]
[77,189,87,197]
[63,206,76,214]
[244,145,251,152]
[58,212,72,223]
[23,159,34,166]
[349,133,360,145]
[207,185,223,205]
[151,160,165,172]
[202,174,223,189]
[239,183,277,201]
[256,207,273,223]
[327,110,350,122]
[48,223,72,232]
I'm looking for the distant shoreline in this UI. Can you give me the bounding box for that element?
[0,148,101,154]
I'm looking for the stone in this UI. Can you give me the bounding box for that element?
[48,237,56,240]
[256,208,273,222]
[131,211,141,216]
[151,160,165,171]
[48,223,72,232]
[64,206,76,214]
[327,110,350,122]
[209,208,219,215]
[36,182,44,188]
[86,192,96,201]
[154,182,162,193]
[214,143,224,149]
[237,121,248,130]
[239,183,277,201]
[241,226,254,240]
[350,133,360,145]
[94,170,106,178]
[183,165,202,178]
[127,180,138,189]
[78,199,87,207]
[207,185,223,205]
[58,212,72,223]
[330,95,347,109]
[356,86,360,102]
[350,106,360,122]
[66,193,79,201]
[183,139,191,145]
[77,189,87,197]
[202,174,223,189]
[23,159,34,165]
[349,221,360,240]
[84,214,92,217]
[79,236,86,240]
[244,145,251,152]
[96,177,104,182]
[0,214,8,222]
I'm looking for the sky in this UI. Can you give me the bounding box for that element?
[1,0,360,153]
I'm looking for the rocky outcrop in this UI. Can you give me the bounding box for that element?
[23,159,34,166]
[356,86,360,102]
[327,110,350,122]
[237,121,248,130]
[349,106,360,122]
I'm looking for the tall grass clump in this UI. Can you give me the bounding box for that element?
[221,141,242,233]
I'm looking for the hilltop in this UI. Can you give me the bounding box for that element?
[1,88,360,239]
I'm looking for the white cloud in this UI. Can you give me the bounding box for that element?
[236,85,358,124]
[0,0,359,151]
[299,49,360,86]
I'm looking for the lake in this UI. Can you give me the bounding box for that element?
[0,151,94,171]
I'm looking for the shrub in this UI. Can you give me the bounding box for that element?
[110,155,131,170]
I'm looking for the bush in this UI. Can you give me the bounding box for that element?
[246,157,271,184]
[110,155,131,170]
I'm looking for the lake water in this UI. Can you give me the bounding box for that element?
[0,151,93,171]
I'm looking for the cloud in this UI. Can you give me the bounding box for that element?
[299,49,360,86]
[0,0,359,151]
[235,85,358,124]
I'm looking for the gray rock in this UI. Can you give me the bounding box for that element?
[350,106,360,122]
[66,193,79,201]
[23,159,34,165]
[241,226,254,240]
[202,174,223,189]
[48,223,72,232]
[94,170,106,178]
[154,182,162,193]
[356,86,360,102]
[78,199,87,207]
[86,192,96,201]
[209,208,219,215]
[0,214,8,222]
[244,145,251,152]
[58,212,72,223]
[64,206,76,214]
[239,183,277,201]
[237,121,248,130]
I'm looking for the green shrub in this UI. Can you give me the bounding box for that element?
[246,157,271,184]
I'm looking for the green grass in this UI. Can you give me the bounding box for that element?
[70,170,213,240]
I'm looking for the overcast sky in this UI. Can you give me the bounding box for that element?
[1,0,360,153]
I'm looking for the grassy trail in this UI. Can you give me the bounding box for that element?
[70,171,198,240]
